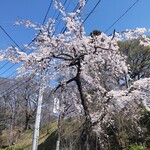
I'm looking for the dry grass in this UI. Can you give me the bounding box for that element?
[0,122,58,150]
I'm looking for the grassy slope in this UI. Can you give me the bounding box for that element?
[0,117,81,150]
[0,122,57,150]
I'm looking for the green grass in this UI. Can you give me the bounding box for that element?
[128,144,150,150]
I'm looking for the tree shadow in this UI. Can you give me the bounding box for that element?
[38,131,57,150]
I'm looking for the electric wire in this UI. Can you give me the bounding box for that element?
[0,64,16,76]
[0,26,23,71]
[0,0,57,94]
[0,1,82,95]
[104,0,140,33]
[0,0,88,95]
[0,0,54,78]
[0,0,71,95]
[0,74,35,97]
[1,0,104,97]
[0,26,23,51]
[0,0,90,96]
[42,0,53,25]
[0,1,67,127]
[82,0,102,24]
[0,0,145,134]
[60,1,82,33]
[53,0,71,35]
[0,61,9,70]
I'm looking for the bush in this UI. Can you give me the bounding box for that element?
[129,144,149,150]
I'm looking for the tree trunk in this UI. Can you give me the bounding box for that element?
[24,99,31,130]
[80,117,92,150]
[75,61,92,149]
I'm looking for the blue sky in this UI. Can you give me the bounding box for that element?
[0,0,150,77]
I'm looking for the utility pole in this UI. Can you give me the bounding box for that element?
[32,69,46,150]
[56,113,61,150]
[53,98,61,150]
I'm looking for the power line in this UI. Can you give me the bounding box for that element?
[0,25,24,72]
[42,0,53,25]
[0,62,9,70]
[0,64,15,76]
[0,0,54,78]
[2,0,94,81]
[0,0,81,78]
[0,0,72,96]
[60,0,87,34]
[104,0,140,33]
[0,0,97,96]
[1,1,74,98]
[82,0,102,24]
[0,1,55,99]
[53,0,71,35]
[0,0,70,95]
[0,74,36,97]
[0,26,23,51]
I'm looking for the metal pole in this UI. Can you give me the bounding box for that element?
[56,114,61,150]
[32,70,45,150]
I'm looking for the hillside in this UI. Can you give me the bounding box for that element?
[0,117,81,150]
[0,121,57,150]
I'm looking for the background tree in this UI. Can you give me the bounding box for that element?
[118,39,150,80]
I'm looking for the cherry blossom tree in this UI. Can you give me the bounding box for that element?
[0,0,150,149]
